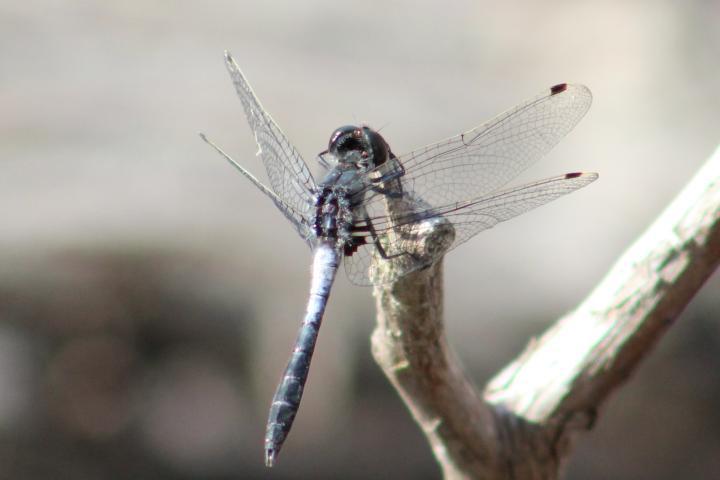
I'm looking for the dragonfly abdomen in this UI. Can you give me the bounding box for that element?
[264,241,340,467]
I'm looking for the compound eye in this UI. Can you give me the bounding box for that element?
[362,127,389,166]
[328,125,364,157]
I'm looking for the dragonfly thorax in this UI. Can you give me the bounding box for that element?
[312,186,355,248]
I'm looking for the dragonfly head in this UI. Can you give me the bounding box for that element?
[325,125,390,171]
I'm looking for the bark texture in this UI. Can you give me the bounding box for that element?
[371,146,720,479]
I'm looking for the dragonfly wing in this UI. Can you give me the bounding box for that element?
[416,171,598,247]
[200,133,314,241]
[395,84,592,208]
[224,51,316,229]
[345,172,598,286]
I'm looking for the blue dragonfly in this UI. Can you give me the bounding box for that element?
[201,51,597,466]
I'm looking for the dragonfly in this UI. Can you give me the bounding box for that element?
[200,51,597,467]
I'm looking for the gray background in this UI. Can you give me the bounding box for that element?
[1,1,719,478]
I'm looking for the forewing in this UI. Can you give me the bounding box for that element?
[344,172,598,285]
[224,51,316,225]
[396,84,592,208]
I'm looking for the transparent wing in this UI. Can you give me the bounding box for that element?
[344,172,598,286]
[395,84,592,208]
[199,133,314,241]
[224,51,316,227]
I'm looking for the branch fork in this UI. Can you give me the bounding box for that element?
[372,146,720,479]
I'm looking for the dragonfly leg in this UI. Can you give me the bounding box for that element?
[370,156,405,185]
[359,211,419,262]
[370,185,404,199]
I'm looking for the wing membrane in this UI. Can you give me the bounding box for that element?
[224,51,316,231]
[395,84,592,208]
[345,172,598,285]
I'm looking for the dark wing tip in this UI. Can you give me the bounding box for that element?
[565,171,599,181]
[550,83,568,95]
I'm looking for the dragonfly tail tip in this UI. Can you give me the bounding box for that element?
[265,448,277,468]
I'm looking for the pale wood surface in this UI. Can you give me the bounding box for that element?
[372,146,720,479]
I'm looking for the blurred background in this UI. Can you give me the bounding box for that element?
[2,1,720,478]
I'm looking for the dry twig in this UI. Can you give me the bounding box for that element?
[371,146,720,479]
